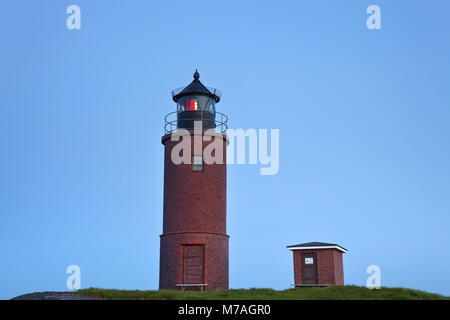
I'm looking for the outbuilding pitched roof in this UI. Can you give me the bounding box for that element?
[287,242,347,253]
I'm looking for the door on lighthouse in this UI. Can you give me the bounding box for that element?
[182,244,205,290]
[301,253,318,284]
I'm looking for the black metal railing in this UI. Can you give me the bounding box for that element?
[164,111,228,134]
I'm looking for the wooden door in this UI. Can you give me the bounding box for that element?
[301,253,318,284]
[182,245,205,287]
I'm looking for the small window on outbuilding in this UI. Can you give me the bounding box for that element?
[193,155,203,171]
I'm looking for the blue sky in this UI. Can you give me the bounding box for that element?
[1,0,450,299]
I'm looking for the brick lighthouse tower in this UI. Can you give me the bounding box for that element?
[159,71,229,291]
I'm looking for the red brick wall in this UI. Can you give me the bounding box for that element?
[159,232,229,291]
[159,131,228,291]
[292,249,344,285]
[333,249,344,285]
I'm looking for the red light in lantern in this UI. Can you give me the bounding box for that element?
[186,99,198,111]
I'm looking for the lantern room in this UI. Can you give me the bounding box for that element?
[168,70,224,132]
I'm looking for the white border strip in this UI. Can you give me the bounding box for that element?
[287,245,347,253]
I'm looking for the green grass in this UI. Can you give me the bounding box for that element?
[74,286,448,300]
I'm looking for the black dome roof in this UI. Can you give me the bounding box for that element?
[172,70,221,103]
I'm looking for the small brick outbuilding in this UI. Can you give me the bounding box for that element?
[287,242,347,286]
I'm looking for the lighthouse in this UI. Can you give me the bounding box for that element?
[159,71,229,291]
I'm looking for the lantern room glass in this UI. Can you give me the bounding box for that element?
[177,95,216,113]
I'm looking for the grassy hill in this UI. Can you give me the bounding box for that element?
[74,286,448,300]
